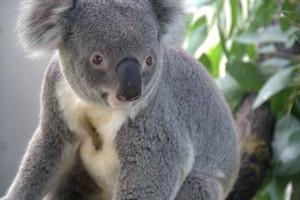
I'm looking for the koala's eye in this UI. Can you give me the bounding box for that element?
[146,56,153,66]
[92,54,103,65]
[90,52,107,70]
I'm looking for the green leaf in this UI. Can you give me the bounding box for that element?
[229,42,248,60]
[206,43,222,76]
[279,130,300,160]
[215,0,224,14]
[282,0,296,12]
[259,44,276,54]
[227,60,265,91]
[253,191,271,200]
[260,58,290,76]
[229,0,239,37]
[292,97,300,119]
[199,54,214,76]
[247,44,258,60]
[273,115,300,175]
[247,0,276,32]
[235,25,291,45]
[292,175,300,199]
[267,179,286,200]
[229,42,257,61]
[186,16,208,54]
[215,74,245,112]
[255,176,287,200]
[282,10,300,25]
[274,115,300,159]
[215,74,244,98]
[276,130,300,175]
[217,22,229,59]
[253,67,296,109]
[280,16,292,32]
[294,31,300,42]
[270,89,291,116]
[199,53,211,68]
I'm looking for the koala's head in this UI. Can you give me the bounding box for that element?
[17,0,181,108]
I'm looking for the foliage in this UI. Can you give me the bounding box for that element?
[184,0,300,199]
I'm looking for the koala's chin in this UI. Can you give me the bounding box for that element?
[106,92,135,108]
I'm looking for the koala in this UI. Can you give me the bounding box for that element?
[1,0,239,199]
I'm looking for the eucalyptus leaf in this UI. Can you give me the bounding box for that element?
[229,0,239,37]
[255,179,286,200]
[282,0,296,12]
[199,54,214,76]
[274,115,300,154]
[215,74,245,111]
[215,74,244,101]
[259,44,276,54]
[275,131,300,175]
[187,16,208,54]
[292,176,300,199]
[227,60,265,91]
[229,42,248,60]
[247,44,257,60]
[253,191,270,200]
[248,0,276,31]
[253,67,296,109]
[282,10,300,24]
[292,97,300,119]
[273,115,300,170]
[260,58,290,76]
[207,43,222,76]
[270,89,291,115]
[266,179,286,200]
[278,130,300,163]
[235,25,291,45]
[293,31,300,43]
[279,16,291,32]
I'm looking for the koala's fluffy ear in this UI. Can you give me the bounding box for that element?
[16,0,76,58]
[149,0,183,43]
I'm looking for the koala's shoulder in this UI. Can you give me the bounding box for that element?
[164,47,199,66]
[43,53,62,83]
[163,46,217,93]
[162,46,228,115]
[163,47,211,81]
[41,53,63,100]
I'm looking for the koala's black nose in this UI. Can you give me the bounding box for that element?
[116,58,142,102]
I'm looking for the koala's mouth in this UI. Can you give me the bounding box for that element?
[98,58,142,108]
[104,91,135,108]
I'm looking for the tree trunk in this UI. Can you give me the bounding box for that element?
[226,93,275,200]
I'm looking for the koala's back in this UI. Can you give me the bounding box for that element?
[156,46,239,194]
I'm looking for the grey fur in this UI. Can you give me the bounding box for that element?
[2,0,239,199]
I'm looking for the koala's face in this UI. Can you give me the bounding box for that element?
[59,1,159,108]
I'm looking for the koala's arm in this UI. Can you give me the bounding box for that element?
[113,110,186,200]
[2,60,77,200]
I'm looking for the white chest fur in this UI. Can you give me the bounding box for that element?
[56,79,129,197]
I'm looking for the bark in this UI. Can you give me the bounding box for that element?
[226,93,275,200]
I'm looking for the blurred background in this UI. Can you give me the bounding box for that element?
[0,0,48,196]
[1,0,300,199]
